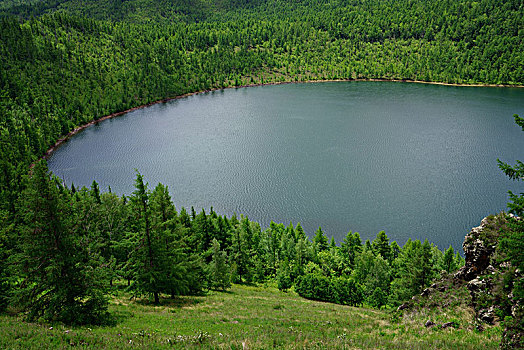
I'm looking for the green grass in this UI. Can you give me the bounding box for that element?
[0,284,502,349]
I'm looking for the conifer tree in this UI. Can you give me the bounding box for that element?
[215,215,231,250]
[150,183,176,229]
[329,236,336,249]
[99,192,127,286]
[209,238,231,291]
[364,239,372,252]
[90,180,101,204]
[389,239,436,305]
[340,231,362,270]
[295,222,306,242]
[127,172,165,304]
[277,259,292,291]
[390,241,401,262]
[14,161,110,324]
[178,207,191,228]
[313,226,328,252]
[352,249,375,286]
[372,231,391,262]
[231,222,250,283]
[441,245,456,273]
[369,287,387,309]
[0,210,12,312]
[497,114,524,347]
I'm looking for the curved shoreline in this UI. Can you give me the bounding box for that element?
[39,78,523,164]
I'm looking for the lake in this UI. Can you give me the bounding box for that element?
[47,81,524,251]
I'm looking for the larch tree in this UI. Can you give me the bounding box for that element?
[14,161,110,324]
[441,245,456,273]
[127,172,166,304]
[313,226,328,253]
[209,238,231,291]
[497,114,524,347]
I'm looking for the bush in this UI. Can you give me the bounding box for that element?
[277,265,292,292]
[367,287,387,309]
[332,277,364,306]
[295,274,363,306]
[295,274,332,302]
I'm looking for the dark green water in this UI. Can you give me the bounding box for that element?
[48,81,524,250]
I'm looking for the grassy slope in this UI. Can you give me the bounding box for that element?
[0,284,501,349]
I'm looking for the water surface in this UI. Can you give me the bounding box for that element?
[48,81,524,250]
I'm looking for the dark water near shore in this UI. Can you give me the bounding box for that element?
[48,81,524,250]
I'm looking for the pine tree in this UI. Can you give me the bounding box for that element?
[209,239,231,291]
[329,236,336,249]
[178,207,191,228]
[295,222,306,242]
[231,221,250,283]
[313,226,328,252]
[390,241,401,262]
[340,231,362,270]
[99,192,127,287]
[14,161,110,324]
[441,245,456,273]
[90,180,101,204]
[372,231,391,262]
[295,237,307,275]
[149,183,193,298]
[150,183,176,229]
[277,259,292,291]
[418,239,434,289]
[364,239,372,252]
[0,209,12,312]
[127,172,165,304]
[369,287,387,309]
[193,209,214,256]
[215,215,231,250]
[497,114,524,348]
[389,239,436,306]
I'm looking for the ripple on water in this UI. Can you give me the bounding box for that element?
[47,82,524,250]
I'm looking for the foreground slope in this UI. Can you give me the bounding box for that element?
[0,284,501,349]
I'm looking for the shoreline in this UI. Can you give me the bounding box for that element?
[39,78,523,164]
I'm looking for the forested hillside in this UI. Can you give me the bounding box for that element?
[1,0,522,223]
[0,0,523,347]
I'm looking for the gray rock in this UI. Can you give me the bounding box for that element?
[479,307,495,324]
[425,320,436,328]
[420,288,431,297]
[467,278,486,293]
[441,322,457,329]
[485,265,496,275]
[397,303,409,311]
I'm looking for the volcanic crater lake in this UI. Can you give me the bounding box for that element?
[48,81,524,250]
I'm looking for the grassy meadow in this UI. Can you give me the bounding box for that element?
[0,284,501,349]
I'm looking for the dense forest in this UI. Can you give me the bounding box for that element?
[0,0,523,347]
[6,161,466,323]
[1,0,523,225]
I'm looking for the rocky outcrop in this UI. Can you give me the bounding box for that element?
[454,216,498,281]
[453,216,503,327]
[454,214,523,348]
[478,306,495,324]
[398,214,521,348]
